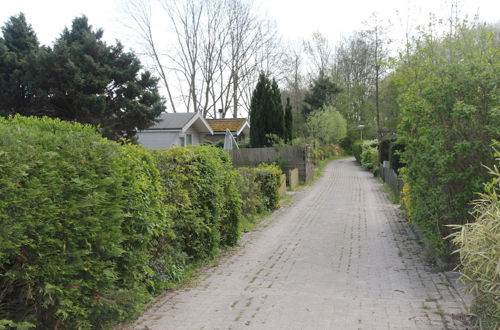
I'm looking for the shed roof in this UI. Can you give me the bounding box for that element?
[206,118,249,133]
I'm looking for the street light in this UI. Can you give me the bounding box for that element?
[357,125,365,140]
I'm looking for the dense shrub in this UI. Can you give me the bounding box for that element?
[360,145,379,172]
[353,139,379,174]
[352,140,363,162]
[152,146,242,262]
[451,149,499,329]
[389,141,405,174]
[396,23,499,257]
[0,116,171,329]
[254,164,283,210]
[236,168,266,216]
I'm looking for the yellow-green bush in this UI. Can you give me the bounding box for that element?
[152,146,242,263]
[0,116,172,329]
[451,149,500,329]
[236,168,266,216]
[254,163,282,210]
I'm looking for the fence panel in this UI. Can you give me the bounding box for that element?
[229,146,313,183]
[380,163,404,198]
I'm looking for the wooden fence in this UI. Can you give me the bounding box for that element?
[379,161,404,198]
[229,146,313,183]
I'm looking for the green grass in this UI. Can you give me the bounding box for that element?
[239,210,271,233]
[383,183,400,204]
[434,308,445,316]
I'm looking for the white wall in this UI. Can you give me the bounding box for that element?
[138,129,206,149]
[182,127,202,145]
[137,131,179,149]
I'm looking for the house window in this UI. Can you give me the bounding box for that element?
[186,134,192,145]
[179,136,186,146]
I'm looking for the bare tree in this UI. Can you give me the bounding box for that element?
[159,0,203,113]
[303,32,333,79]
[122,0,177,112]
[123,0,282,118]
[362,13,391,136]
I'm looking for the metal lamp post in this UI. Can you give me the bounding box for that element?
[357,125,365,140]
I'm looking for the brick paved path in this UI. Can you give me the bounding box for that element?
[134,158,469,329]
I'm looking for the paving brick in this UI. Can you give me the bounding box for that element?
[133,158,470,329]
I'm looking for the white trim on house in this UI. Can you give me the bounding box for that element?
[182,114,214,135]
[236,121,250,136]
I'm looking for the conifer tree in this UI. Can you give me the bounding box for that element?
[0,13,44,116]
[250,73,286,147]
[46,16,165,140]
[0,14,165,140]
[271,79,284,139]
[284,97,293,142]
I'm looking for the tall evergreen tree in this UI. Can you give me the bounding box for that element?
[271,79,285,139]
[45,16,165,140]
[250,73,285,147]
[302,76,341,116]
[284,97,293,142]
[0,14,165,140]
[250,73,271,147]
[0,13,43,116]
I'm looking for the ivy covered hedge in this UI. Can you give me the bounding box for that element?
[0,116,284,328]
[0,116,172,328]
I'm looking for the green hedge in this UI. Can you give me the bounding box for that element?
[254,164,282,210]
[236,168,266,216]
[451,148,500,329]
[0,116,282,328]
[152,146,242,262]
[353,139,379,174]
[0,116,172,329]
[352,140,363,162]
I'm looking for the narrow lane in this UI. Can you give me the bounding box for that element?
[134,158,469,329]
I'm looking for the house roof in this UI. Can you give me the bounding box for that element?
[150,112,196,130]
[144,112,213,134]
[206,118,250,135]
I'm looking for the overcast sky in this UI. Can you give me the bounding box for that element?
[1,0,499,51]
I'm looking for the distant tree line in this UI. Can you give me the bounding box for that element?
[0,14,164,140]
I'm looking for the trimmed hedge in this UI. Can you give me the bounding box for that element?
[353,139,379,174]
[0,116,172,329]
[0,116,282,328]
[236,164,283,215]
[352,140,363,163]
[254,164,282,210]
[152,146,242,262]
[236,168,266,216]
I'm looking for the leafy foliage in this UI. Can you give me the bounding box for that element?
[0,115,171,329]
[0,14,165,140]
[152,146,242,262]
[450,148,500,329]
[395,21,500,257]
[302,76,341,115]
[306,105,347,144]
[254,164,283,210]
[236,168,267,216]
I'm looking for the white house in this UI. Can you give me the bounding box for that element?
[204,118,250,144]
[137,112,213,149]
